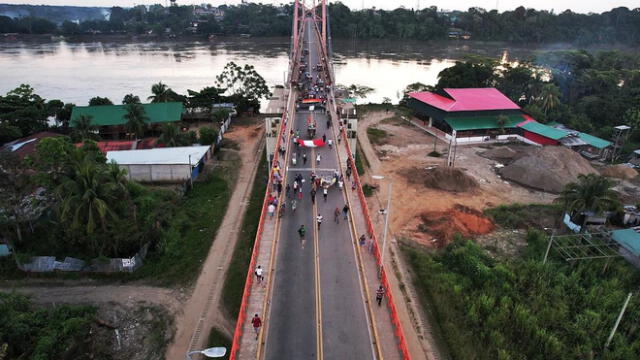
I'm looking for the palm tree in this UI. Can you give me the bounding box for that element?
[158,123,181,147]
[56,155,117,251]
[148,82,170,103]
[556,174,620,231]
[122,93,141,104]
[124,103,149,140]
[71,114,98,142]
[539,83,561,116]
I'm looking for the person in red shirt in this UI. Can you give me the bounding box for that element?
[251,314,262,339]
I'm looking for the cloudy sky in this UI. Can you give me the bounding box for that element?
[1,0,637,14]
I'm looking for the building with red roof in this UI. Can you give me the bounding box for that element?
[0,132,62,160]
[408,88,527,142]
[407,87,612,158]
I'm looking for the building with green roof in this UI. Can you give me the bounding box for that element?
[70,102,183,137]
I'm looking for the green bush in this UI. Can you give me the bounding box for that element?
[199,127,219,145]
[403,231,640,360]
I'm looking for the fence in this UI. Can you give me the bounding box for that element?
[16,243,150,273]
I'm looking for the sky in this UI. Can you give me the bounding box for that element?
[1,0,638,14]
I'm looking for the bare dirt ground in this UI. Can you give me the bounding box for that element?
[361,112,555,247]
[357,110,556,360]
[0,120,265,360]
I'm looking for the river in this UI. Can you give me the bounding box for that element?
[0,37,594,106]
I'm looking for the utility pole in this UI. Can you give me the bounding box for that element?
[379,182,392,278]
[605,292,633,349]
[543,230,555,264]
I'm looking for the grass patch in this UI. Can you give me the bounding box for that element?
[222,151,268,319]
[484,203,561,229]
[362,183,377,197]
[366,127,390,146]
[354,141,367,176]
[130,165,237,286]
[206,327,231,359]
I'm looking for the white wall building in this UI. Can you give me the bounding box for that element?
[106,146,212,183]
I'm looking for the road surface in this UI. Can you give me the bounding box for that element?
[264,16,375,360]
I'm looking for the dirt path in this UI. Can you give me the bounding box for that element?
[0,285,182,312]
[165,122,265,359]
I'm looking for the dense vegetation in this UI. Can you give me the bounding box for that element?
[0,136,176,259]
[0,293,105,360]
[404,232,640,360]
[405,50,640,156]
[1,3,639,45]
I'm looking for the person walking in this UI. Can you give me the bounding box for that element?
[298,225,306,241]
[251,314,262,339]
[346,167,352,180]
[323,187,328,202]
[359,234,366,246]
[316,153,321,165]
[303,153,307,165]
[310,188,316,204]
[298,187,303,200]
[276,182,283,196]
[286,183,291,198]
[255,265,264,285]
[316,214,323,229]
[342,204,349,220]
[376,285,385,306]
[291,199,297,212]
[322,134,327,143]
[268,203,276,218]
[334,207,340,223]
[328,139,333,149]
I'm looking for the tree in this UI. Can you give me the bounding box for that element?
[88,96,113,106]
[0,84,48,142]
[122,93,141,104]
[70,115,98,142]
[158,123,181,147]
[0,151,32,245]
[556,173,620,230]
[123,103,149,140]
[342,84,374,99]
[215,62,271,112]
[148,82,176,103]
[538,83,561,116]
[436,58,497,89]
[186,86,223,113]
[199,126,218,145]
[212,109,230,123]
[56,154,117,249]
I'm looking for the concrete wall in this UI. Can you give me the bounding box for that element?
[123,164,192,182]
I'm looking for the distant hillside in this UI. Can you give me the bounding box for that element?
[0,4,109,24]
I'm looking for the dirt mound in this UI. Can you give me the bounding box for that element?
[481,146,518,161]
[419,205,495,247]
[421,167,479,192]
[499,146,597,193]
[601,164,638,180]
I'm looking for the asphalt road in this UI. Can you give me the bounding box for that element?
[264,17,374,360]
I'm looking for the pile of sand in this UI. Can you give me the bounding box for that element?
[481,146,519,161]
[601,164,638,180]
[419,205,495,247]
[499,146,597,193]
[422,167,479,192]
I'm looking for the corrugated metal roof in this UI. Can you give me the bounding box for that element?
[410,88,520,112]
[612,228,640,256]
[445,114,524,131]
[578,132,612,149]
[519,122,568,140]
[106,145,210,165]
[70,102,183,127]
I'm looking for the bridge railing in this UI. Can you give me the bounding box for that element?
[228,23,304,360]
